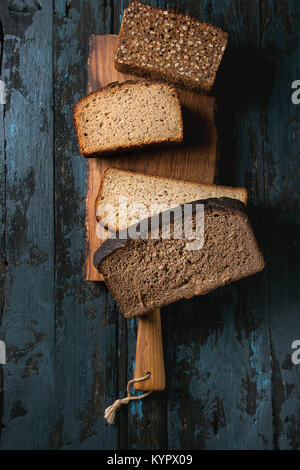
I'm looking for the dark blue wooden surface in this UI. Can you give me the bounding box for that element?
[0,0,299,450]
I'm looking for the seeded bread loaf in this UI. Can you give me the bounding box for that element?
[115,1,228,93]
[95,168,248,231]
[94,198,265,318]
[73,80,183,157]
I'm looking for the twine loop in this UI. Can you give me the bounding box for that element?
[104,373,152,425]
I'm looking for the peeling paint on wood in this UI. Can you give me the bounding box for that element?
[0,0,299,450]
[0,0,55,450]
[53,0,118,450]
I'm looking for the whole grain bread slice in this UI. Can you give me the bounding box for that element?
[95,168,248,231]
[73,80,183,157]
[115,1,228,93]
[94,198,265,318]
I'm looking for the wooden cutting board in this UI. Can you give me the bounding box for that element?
[85,35,217,281]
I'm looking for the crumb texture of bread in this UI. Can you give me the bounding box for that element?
[96,168,248,230]
[73,80,183,156]
[115,1,228,92]
[94,199,265,318]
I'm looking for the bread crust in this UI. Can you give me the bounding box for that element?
[73,80,183,157]
[94,197,248,266]
[94,196,265,318]
[115,1,229,94]
[94,167,248,227]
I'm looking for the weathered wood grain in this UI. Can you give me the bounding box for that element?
[0,0,298,450]
[259,0,300,450]
[0,0,55,449]
[53,0,118,449]
[0,12,5,439]
[209,0,300,450]
[134,309,165,392]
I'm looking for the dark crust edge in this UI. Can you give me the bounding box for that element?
[93,197,248,269]
[115,1,229,94]
[73,79,183,157]
[94,168,248,225]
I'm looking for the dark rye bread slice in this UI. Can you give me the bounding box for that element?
[115,1,228,93]
[73,80,183,157]
[94,198,265,318]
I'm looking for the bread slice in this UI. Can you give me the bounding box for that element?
[95,168,248,231]
[94,198,265,318]
[115,1,228,93]
[73,80,183,157]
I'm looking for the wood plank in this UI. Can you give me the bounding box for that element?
[0,15,5,438]
[260,0,300,450]
[134,309,165,391]
[86,35,217,281]
[0,0,55,449]
[126,317,168,450]
[53,0,118,449]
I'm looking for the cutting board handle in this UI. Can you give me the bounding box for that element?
[134,309,165,391]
